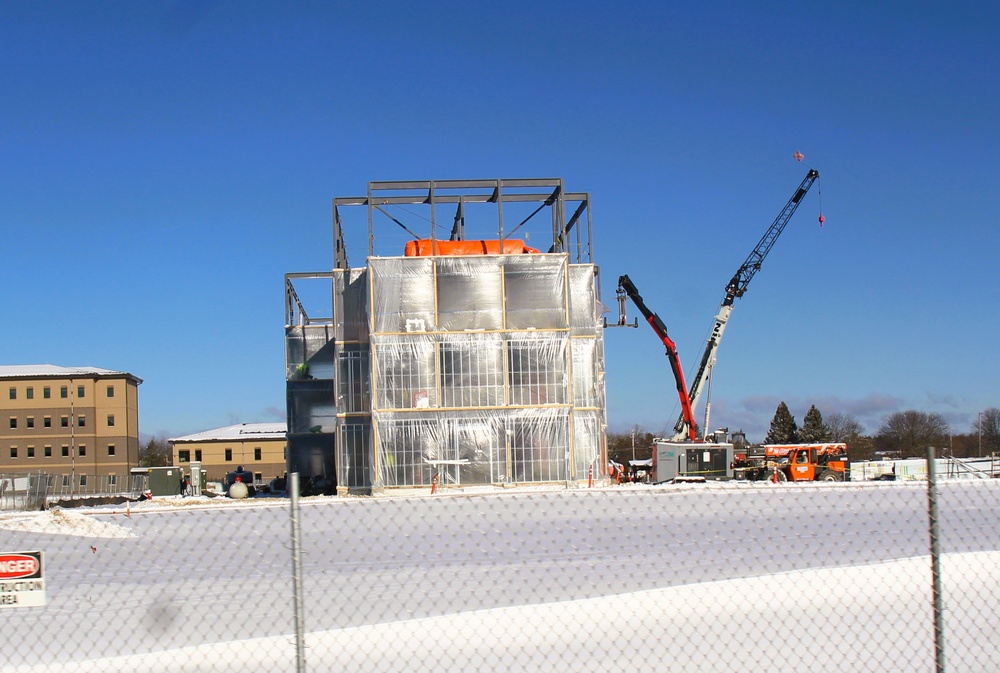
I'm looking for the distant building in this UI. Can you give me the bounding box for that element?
[168,422,287,484]
[0,365,142,485]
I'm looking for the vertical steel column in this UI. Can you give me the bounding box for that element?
[925,447,946,673]
[290,472,306,673]
[496,180,504,244]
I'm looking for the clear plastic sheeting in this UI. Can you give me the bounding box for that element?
[573,410,602,479]
[372,334,439,410]
[569,264,600,335]
[374,408,572,487]
[506,333,568,406]
[285,324,336,380]
[369,257,436,333]
[336,344,370,414]
[288,248,607,493]
[571,337,601,409]
[286,379,336,434]
[371,332,570,412]
[359,252,605,490]
[333,268,369,342]
[337,418,371,490]
[503,255,568,330]
[436,257,504,331]
[440,334,505,408]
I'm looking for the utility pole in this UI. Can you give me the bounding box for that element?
[979,411,983,458]
[630,428,636,463]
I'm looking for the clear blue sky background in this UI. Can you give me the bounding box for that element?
[3,1,997,441]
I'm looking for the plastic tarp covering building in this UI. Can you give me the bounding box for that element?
[356,253,605,490]
[287,249,606,493]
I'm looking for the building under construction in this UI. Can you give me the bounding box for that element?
[284,178,607,495]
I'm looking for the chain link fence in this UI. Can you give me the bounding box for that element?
[1,452,998,672]
[1,473,150,512]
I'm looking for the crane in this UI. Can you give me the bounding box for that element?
[617,274,699,442]
[672,168,820,441]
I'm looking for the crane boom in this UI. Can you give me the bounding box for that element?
[618,274,699,442]
[673,168,819,440]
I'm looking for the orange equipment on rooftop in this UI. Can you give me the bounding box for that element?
[403,239,540,257]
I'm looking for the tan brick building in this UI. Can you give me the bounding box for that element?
[0,365,142,484]
[168,423,287,484]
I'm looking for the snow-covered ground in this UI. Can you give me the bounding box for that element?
[2,480,998,672]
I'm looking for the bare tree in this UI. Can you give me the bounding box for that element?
[876,410,949,458]
[826,412,865,442]
[972,407,1000,457]
[607,426,654,465]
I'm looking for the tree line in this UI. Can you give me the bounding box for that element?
[608,406,1000,464]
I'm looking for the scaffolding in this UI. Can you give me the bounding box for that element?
[285,178,607,495]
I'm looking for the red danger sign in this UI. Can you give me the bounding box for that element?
[0,551,45,608]
[0,554,40,579]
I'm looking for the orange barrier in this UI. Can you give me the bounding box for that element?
[403,239,540,257]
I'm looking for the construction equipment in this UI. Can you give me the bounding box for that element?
[673,169,820,440]
[617,274,699,441]
[651,428,747,483]
[733,443,849,482]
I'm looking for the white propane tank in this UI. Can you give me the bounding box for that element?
[229,480,249,499]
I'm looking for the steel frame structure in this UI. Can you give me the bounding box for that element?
[332,178,594,268]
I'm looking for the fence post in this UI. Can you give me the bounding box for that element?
[925,446,946,673]
[290,472,306,673]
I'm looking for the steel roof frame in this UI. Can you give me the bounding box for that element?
[332,178,593,269]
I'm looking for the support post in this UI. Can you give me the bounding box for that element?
[290,472,306,673]
[925,447,946,673]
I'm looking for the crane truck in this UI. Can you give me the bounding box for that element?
[672,169,820,441]
[617,274,700,442]
[650,433,851,483]
[615,170,821,482]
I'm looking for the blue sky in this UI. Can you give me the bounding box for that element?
[2,1,997,441]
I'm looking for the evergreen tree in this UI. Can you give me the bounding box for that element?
[764,402,799,444]
[800,405,832,443]
[139,435,173,467]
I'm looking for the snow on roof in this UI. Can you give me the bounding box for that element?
[0,364,142,383]
[169,422,288,443]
